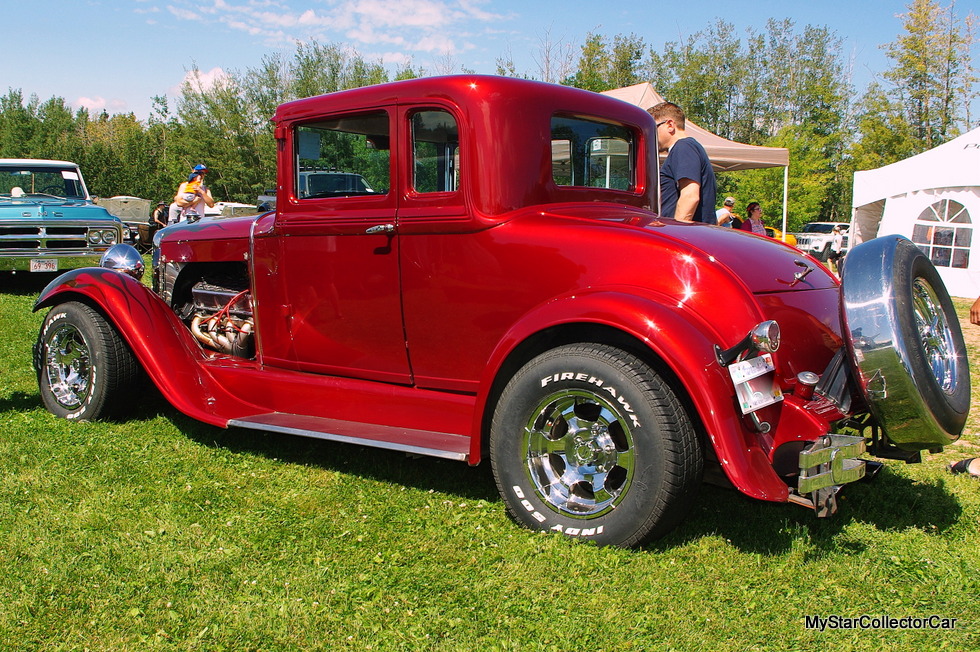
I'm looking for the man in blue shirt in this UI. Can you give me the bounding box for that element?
[648,102,716,223]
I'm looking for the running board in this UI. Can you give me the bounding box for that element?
[227,413,470,462]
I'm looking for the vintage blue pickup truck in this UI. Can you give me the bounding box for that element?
[0,158,122,274]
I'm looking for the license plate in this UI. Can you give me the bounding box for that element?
[728,354,784,414]
[30,258,58,272]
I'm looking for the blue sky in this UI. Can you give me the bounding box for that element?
[0,0,959,120]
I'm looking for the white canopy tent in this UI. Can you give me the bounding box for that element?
[602,83,791,232]
[851,127,980,298]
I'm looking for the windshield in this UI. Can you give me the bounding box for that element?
[803,223,839,234]
[0,165,87,199]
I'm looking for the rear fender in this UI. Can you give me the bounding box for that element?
[33,267,255,425]
[475,289,789,502]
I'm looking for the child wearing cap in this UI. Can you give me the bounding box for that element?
[174,165,214,222]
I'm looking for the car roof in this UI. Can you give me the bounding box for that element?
[0,158,79,168]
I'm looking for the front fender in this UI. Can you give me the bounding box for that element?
[34,267,257,426]
[473,288,789,502]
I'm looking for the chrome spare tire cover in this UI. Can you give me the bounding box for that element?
[841,235,969,450]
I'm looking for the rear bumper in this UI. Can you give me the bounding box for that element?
[791,434,867,517]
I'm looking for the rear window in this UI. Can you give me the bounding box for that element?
[551,116,635,191]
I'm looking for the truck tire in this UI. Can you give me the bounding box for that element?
[842,236,969,449]
[35,301,140,421]
[490,344,702,548]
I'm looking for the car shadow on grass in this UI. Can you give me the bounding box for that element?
[0,390,46,412]
[114,397,965,553]
[166,409,500,503]
[0,271,61,296]
[652,466,963,556]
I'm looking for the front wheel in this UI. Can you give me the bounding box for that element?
[490,344,702,548]
[34,301,140,421]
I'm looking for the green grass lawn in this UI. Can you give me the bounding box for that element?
[0,273,977,650]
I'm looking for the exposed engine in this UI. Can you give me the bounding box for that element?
[176,270,254,358]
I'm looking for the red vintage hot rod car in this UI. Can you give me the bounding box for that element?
[33,76,969,547]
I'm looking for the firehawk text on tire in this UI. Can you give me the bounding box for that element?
[490,344,703,548]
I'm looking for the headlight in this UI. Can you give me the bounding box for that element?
[87,230,103,245]
[100,244,145,280]
[102,230,118,244]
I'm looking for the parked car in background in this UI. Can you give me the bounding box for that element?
[207,202,259,218]
[99,196,154,251]
[32,77,969,548]
[793,221,849,261]
[257,171,375,210]
[0,159,122,274]
[764,225,797,247]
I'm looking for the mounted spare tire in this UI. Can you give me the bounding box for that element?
[841,235,969,450]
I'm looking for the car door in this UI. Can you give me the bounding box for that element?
[269,108,412,385]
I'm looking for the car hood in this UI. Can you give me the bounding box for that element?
[0,197,120,223]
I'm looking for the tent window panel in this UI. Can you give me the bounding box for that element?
[931,247,952,267]
[933,228,954,246]
[952,249,970,269]
[912,224,931,243]
[946,200,969,223]
[955,228,972,247]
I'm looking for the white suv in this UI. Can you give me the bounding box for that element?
[794,222,849,262]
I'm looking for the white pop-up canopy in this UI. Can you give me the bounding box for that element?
[852,127,980,298]
[602,83,790,231]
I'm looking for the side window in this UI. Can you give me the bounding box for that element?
[412,110,459,194]
[551,116,635,191]
[294,111,390,199]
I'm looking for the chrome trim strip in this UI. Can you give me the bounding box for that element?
[228,415,469,462]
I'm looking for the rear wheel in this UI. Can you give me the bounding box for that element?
[35,301,140,421]
[490,344,702,548]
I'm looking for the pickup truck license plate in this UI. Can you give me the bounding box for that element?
[30,258,58,273]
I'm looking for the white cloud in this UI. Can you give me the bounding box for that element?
[168,0,506,58]
[174,67,231,94]
[75,96,130,114]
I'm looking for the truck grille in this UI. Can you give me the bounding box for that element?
[0,224,95,250]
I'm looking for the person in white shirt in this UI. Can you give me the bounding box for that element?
[716,196,737,228]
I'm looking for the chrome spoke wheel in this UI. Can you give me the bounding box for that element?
[523,389,634,518]
[45,323,92,410]
[911,277,959,395]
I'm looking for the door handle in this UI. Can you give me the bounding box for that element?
[365,223,395,234]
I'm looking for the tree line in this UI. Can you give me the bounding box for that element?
[0,0,975,232]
